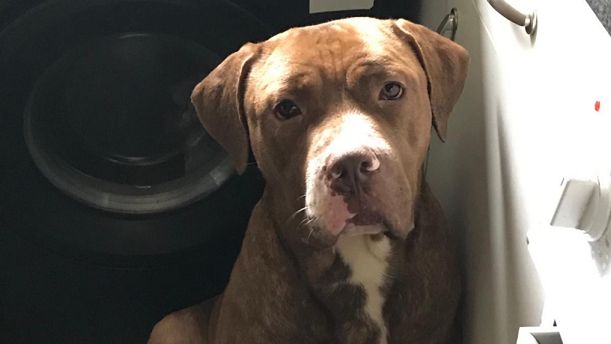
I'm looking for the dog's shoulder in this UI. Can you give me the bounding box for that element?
[148,300,215,344]
[214,201,331,343]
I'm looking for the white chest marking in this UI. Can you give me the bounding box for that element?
[336,234,391,344]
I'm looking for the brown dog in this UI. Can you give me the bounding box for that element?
[149,17,468,344]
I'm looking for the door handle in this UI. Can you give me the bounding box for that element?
[487,0,537,35]
[436,8,459,41]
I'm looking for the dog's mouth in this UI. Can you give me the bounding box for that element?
[338,210,398,238]
[340,222,386,237]
[349,210,382,226]
[303,188,411,241]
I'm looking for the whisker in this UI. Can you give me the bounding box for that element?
[293,216,318,243]
[302,218,316,232]
[286,206,309,223]
[305,218,318,241]
[299,216,316,226]
[296,217,316,236]
[383,271,396,280]
[307,227,315,242]
[298,217,311,227]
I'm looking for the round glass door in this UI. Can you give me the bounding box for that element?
[24,32,233,214]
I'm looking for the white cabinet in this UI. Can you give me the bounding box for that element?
[421,1,611,343]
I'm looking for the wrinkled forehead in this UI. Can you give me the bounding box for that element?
[270,19,381,58]
[252,18,411,88]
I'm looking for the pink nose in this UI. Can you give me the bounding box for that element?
[325,151,380,195]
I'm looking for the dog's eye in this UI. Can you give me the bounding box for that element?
[274,99,302,120]
[379,82,404,100]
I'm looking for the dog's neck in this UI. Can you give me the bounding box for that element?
[260,188,422,344]
[253,180,451,344]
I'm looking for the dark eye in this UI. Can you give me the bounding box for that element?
[379,82,404,100]
[273,99,302,120]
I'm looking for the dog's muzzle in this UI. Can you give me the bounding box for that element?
[304,113,409,239]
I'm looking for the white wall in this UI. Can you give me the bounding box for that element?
[421,0,611,343]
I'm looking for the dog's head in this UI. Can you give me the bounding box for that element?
[192,18,468,246]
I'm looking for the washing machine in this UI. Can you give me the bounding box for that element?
[0,1,419,342]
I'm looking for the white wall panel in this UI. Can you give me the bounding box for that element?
[423,0,611,343]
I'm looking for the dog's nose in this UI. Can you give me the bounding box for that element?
[325,151,380,195]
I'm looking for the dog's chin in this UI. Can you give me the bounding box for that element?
[301,217,407,249]
[303,193,413,244]
[339,221,407,240]
[340,223,386,237]
[340,210,408,239]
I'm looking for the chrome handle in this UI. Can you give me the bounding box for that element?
[436,8,459,41]
[487,0,537,35]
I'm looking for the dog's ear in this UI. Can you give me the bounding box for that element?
[392,19,469,141]
[191,43,259,174]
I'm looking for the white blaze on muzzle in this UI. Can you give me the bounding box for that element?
[305,112,393,235]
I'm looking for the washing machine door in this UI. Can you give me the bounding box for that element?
[0,0,269,258]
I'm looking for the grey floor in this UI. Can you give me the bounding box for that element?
[586,0,611,34]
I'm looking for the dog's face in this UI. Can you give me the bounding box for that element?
[192,18,468,245]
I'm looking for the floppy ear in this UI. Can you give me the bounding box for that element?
[392,19,469,141]
[191,43,259,174]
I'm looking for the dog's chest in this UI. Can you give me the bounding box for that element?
[336,235,391,344]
